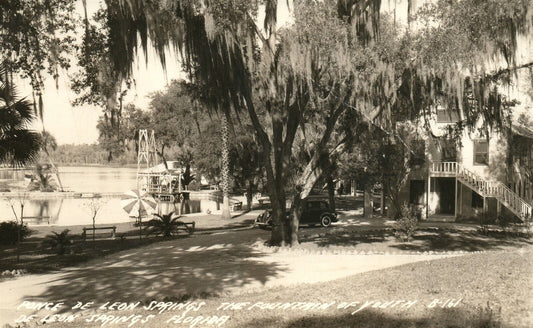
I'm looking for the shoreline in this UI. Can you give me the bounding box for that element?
[0,163,138,170]
[0,191,125,199]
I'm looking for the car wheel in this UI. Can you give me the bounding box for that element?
[320,215,332,227]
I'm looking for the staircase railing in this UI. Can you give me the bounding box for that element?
[496,183,532,220]
[431,162,532,221]
[458,164,532,220]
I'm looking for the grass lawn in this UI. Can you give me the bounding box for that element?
[2,210,532,328]
[19,246,532,328]
[296,225,533,254]
[3,221,530,276]
[0,212,257,276]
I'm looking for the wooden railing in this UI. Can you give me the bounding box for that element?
[454,163,532,221]
[497,183,532,220]
[429,161,531,221]
[431,161,457,174]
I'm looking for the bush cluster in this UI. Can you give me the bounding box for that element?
[393,205,419,242]
[0,221,32,245]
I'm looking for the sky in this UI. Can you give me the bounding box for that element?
[18,47,183,145]
[17,0,184,145]
[15,0,533,145]
[17,0,294,145]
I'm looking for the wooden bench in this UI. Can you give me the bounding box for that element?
[82,226,116,241]
[139,220,196,235]
[230,201,243,211]
[257,197,270,206]
[176,221,195,235]
[22,216,51,224]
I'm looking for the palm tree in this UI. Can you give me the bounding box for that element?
[42,229,72,255]
[220,115,231,219]
[90,0,533,246]
[145,213,192,238]
[28,163,56,191]
[0,64,41,167]
[40,131,64,191]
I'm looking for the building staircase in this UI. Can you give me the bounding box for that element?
[431,162,532,221]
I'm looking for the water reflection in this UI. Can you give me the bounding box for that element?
[1,197,202,226]
[1,166,205,226]
[154,199,202,216]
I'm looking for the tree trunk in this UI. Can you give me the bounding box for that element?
[158,145,168,170]
[381,177,387,216]
[246,180,254,211]
[290,190,303,245]
[44,149,63,192]
[326,175,336,211]
[92,216,96,249]
[220,115,231,219]
[17,204,24,262]
[364,183,373,219]
[380,181,385,215]
[269,187,288,246]
[287,156,327,246]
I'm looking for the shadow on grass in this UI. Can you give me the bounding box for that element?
[333,196,364,211]
[24,241,285,312]
[0,233,167,273]
[196,219,256,232]
[231,210,252,219]
[299,230,388,247]
[297,227,532,252]
[1,221,259,273]
[392,230,533,252]
[245,307,511,328]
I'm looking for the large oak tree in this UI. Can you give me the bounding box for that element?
[88,0,532,245]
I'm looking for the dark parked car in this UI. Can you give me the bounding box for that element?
[300,200,338,227]
[255,200,338,228]
[254,209,289,229]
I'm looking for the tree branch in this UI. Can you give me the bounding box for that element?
[478,61,533,82]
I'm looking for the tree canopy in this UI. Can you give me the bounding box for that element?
[90,0,532,245]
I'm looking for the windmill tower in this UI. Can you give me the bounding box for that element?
[137,129,157,170]
[137,129,157,190]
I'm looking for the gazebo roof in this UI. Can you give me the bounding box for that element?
[141,161,184,174]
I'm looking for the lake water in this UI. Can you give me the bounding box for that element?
[0,166,204,226]
[59,166,139,193]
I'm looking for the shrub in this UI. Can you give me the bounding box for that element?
[187,180,200,191]
[27,164,57,192]
[145,213,192,238]
[476,301,502,328]
[0,221,32,245]
[393,204,419,242]
[477,211,492,235]
[42,229,73,255]
[521,212,532,237]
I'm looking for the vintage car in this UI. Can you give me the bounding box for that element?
[255,199,338,228]
[254,209,288,229]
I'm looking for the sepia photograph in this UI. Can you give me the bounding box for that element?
[1,0,532,327]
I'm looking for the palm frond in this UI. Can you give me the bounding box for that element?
[145,212,185,237]
[42,229,72,255]
[0,71,41,167]
[0,129,41,167]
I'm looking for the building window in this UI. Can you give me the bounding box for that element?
[439,138,457,162]
[473,140,489,165]
[409,139,426,167]
[409,180,425,205]
[436,108,459,123]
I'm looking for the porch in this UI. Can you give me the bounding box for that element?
[422,161,532,221]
